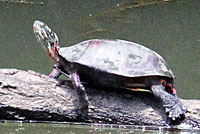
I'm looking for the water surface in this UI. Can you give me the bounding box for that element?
[0,121,198,134]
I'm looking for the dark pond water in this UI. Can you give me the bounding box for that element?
[0,0,200,133]
[0,121,199,134]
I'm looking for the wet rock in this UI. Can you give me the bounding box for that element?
[0,68,199,129]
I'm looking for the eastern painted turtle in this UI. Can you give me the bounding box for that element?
[33,20,187,124]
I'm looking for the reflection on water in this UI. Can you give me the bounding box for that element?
[0,121,198,134]
[0,0,199,99]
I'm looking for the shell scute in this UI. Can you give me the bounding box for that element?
[59,39,174,78]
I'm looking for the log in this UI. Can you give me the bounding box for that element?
[0,68,199,129]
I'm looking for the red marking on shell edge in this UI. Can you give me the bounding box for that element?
[95,40,101,45]
[167,83,172,87]
[167,83,176,95]
[160,79,166,85]
[128,43,133,46]
[92,40,101,49]
[172,88,176,95]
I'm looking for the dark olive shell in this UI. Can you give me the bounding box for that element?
[59,39,174,78]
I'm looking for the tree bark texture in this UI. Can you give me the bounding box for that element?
[0,68,199,129]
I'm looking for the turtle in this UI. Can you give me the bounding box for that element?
[33,20,187,124]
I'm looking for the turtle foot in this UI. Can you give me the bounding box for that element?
[165,98,187,124]
[167,114,186,125]
[151,85,187,125]
[49,64,61,79]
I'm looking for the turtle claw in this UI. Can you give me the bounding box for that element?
[166,99,187,124]
[168,114,186,125]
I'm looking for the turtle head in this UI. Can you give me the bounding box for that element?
[33,20,60,62]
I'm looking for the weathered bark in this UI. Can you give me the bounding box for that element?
[0,68,199,128]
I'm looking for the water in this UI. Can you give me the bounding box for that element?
[0,121,198,134]
[0,0,200,133]
[0,121,145,134]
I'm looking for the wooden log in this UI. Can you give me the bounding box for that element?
[0,68,199,128]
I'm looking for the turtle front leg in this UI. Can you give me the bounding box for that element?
[151,85,187,124]
[71,72,89,116]
[49,64,89,116]
[49,64,62,79]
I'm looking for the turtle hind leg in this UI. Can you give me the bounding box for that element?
[151,85,187,124]
[71,72,89,117]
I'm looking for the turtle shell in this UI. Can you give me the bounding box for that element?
[59,39,174,78]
